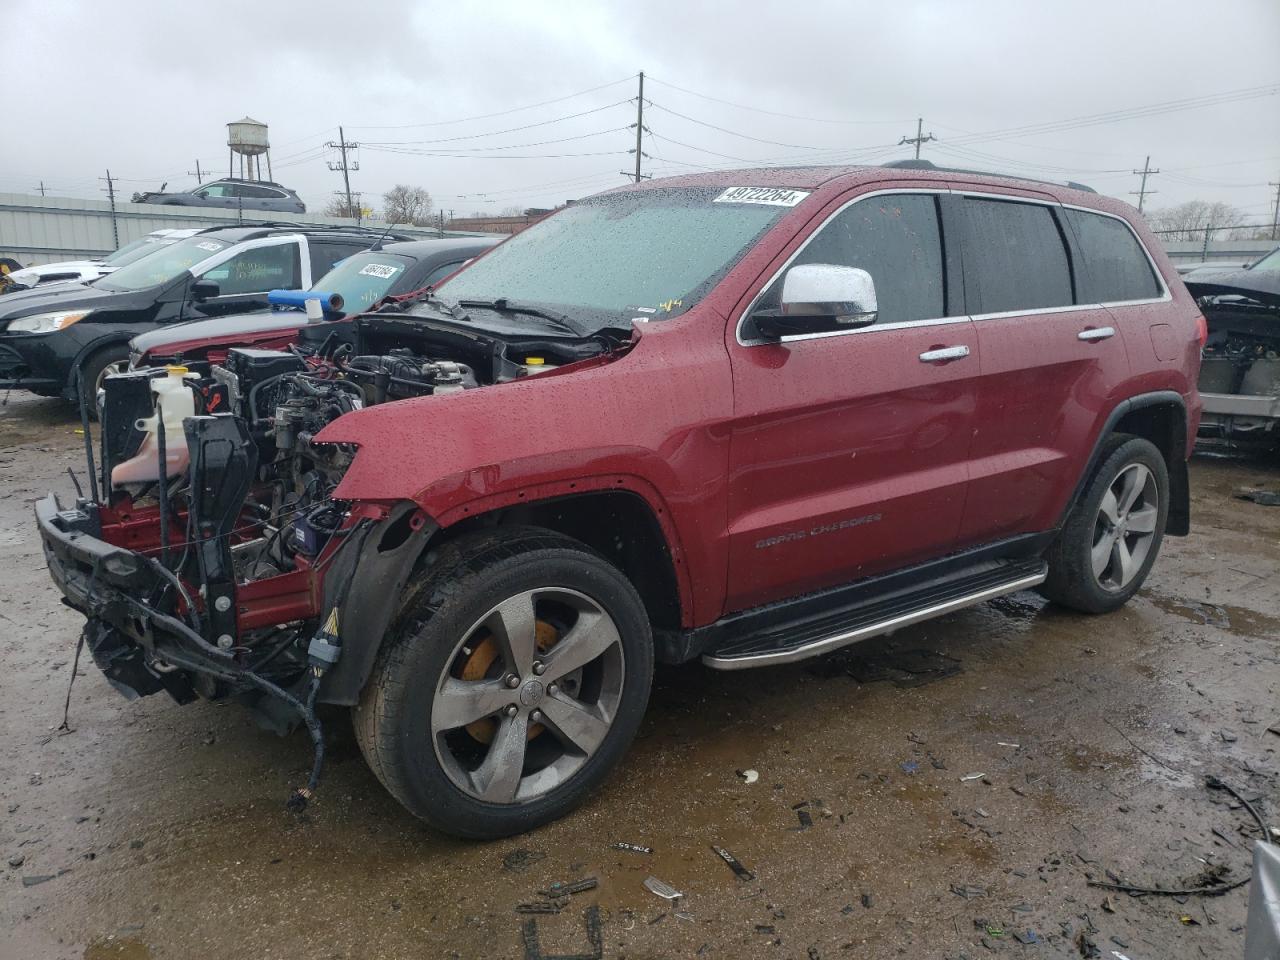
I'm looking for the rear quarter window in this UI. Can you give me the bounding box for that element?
[960,198,1073,314]
[1065,208,1162,303]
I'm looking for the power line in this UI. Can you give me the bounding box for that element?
[647,101,824,149]
[946,83,1280,147]
[360,127,631,155]
[362,100,632,147]
[347,75,636,130]
[1270,179,1280,241]
[363,147,632,161]
[645,75,903,126]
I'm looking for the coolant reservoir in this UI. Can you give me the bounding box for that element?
[110,366,199,486]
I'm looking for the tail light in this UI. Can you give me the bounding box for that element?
[1194,313,1208,347]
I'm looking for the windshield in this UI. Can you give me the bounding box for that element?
[102,234,185,268]
[436,186,798,331]
[312,252,413,313]
[97,236,230,292]
[1250,247,1280,272]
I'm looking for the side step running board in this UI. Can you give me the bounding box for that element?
[702,559,1047,670]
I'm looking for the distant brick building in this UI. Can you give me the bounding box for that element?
[443,207,562,235]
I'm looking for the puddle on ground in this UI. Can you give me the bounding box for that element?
[1143,590,1280,638]
[1061,742,1136,773]
[83,937,152,960]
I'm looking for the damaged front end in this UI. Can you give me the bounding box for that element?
[1188,269,1280,448]
[37,313,606,807]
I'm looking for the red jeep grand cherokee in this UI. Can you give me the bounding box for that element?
[37,161,1203,838]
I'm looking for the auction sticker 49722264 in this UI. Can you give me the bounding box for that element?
[713,186,810,207]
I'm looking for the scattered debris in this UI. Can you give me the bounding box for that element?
[900,760,920,775]
[860,893,873,909]
[737,769,759,784]
[7,855,24,868]
[503,848,547,873]
[521,904,603,960]
[611,842,652,855]
[643,876,683,901]
[949,884,986,899]
[793,809,813,831]
[516,901,564,915]
[1012,929,1041,945]
[1178,914,1200,926]
[754,924,776,934]
[1234,487,1280,506]
[540,878,598,899]
[960,773,987,782]
[710,845,755,881]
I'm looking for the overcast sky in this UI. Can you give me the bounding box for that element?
[3,0,1278,224]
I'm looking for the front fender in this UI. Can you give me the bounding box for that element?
[314,326,734,626]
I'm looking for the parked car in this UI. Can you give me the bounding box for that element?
[132,178,306,214]
[1186,251,1280,446]
[129,237,501,368]
[2,229,201,293]
[1180,245,1279,280]
[37,161,1201,839]
[0,225,404,408]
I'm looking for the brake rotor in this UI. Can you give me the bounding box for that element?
[458,620,560,744]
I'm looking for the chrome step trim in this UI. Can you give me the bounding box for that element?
[701,565,1047,671]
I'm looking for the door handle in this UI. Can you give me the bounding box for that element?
[1077,326,1116,342]
[918,345,970,363]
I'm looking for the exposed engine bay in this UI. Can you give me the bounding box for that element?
[1187,275,1280,447]
[36,313,610,807]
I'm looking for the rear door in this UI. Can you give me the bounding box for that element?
[182,238,304,320]
[723,188,979,612]
[955,191,1131,546]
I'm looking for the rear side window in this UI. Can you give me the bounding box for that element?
[960,198,1073,314]
[766,193,946,325]
[1065,208,1162,303]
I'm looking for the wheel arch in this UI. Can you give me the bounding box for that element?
[1067,391,1190,536]
[319,487,688,705]
[67,334,135,392]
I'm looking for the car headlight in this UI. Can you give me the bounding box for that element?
[7,310,93,334]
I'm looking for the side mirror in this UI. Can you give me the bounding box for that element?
[752,264,878,340]
[190,278,220,301]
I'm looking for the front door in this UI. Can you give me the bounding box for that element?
[183,239,304,320]
[723,189,979,613]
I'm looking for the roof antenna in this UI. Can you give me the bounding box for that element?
[367,219,400,252]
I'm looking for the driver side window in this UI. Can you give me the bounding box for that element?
[760,193,946,325]
[200,243,301,296]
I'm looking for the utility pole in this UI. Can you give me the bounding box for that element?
[633,71,645,183]
[34,181,46,197]
[1269,179,1280,241]
[326,126,359,217]
[899,118,936,160]
[100,170,119,248]
[1130,156,1159,213]
[188,160,204,184]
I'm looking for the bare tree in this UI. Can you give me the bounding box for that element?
[498,205,525,218]
[383,184,432,225]
[1145,200,1245,241]
[323,196,365,219]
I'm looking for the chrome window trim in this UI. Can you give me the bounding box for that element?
[735,188,963,347]
[735,187,1173,347]
[1058,200,1172,306]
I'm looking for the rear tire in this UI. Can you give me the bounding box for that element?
[353,526,653,839]
[1040,434,1169,614]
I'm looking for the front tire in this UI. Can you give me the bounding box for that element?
[78,344,130,421]
[1040,434,1169,614]
[354,527,654,839]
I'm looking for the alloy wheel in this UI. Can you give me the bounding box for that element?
[1090,462,1159,591]
[430,587,625,804]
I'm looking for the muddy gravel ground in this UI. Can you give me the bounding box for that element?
[1,392,1277,960]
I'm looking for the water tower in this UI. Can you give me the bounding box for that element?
[227,117,273,182]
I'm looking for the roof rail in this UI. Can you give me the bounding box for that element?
[218,221,419,238]
[880,158,1096,194]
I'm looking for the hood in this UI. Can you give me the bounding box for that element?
[130,309,301,356]
[7,260,108,288]
[1183,268,1280,309]
[0,280,127,322]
